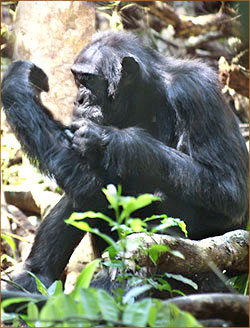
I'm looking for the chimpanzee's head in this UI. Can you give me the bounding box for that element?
[70,31,154,126]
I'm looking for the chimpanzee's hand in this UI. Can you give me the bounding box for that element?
[71,119,107,168]
[2,61,49,108]
[29,62,49,93]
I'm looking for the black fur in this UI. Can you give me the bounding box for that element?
[1,31,248,292]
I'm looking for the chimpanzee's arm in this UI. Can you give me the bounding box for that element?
[1,61,102,202]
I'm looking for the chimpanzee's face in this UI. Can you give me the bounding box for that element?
[70,38,142,127]
[70,59,110,124]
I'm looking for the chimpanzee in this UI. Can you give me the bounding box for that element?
[1,31,248,293]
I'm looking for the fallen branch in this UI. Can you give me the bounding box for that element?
[2,290,248,326]
[167,293,249,326]
[126,229,249,275]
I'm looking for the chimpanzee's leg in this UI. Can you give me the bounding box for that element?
[6,196,84,292]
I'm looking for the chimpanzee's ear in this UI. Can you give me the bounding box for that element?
[107,57,140,98]
[121,56,140,76]
[103,57,122,98]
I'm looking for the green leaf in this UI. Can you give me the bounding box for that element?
[150,277,172,292]
[128,218,147,232]
[39,293,83,326]
[148,244,169,265]
[123,285,152,304]
[163,217,188,237]
[135,194,160,210]
[145,214,168,222]
[1,233,16,256]
[153,301,202,327]
[122,298,152,327]
[171,289,186,296]
[79,288,100,320]
[27,271,49,296]
[97,289,120,322]
[65,219,92,232]
[105,245,118,260]
[228,273,249,295]
[1,297,33,310]
[27,302,39,320]
[47,280,63,296]
[148,301,157,327]
[165,273,198,290]
[67,211,113,225]
[66,212,88,222]
[103,260,123,269]
[120,194,160,221]
[75,259,101,290]
[39,294,65,325]
[169,249,185,259]
[151,217,188,237]
[65,211,114,230]
[102,184,120,213]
